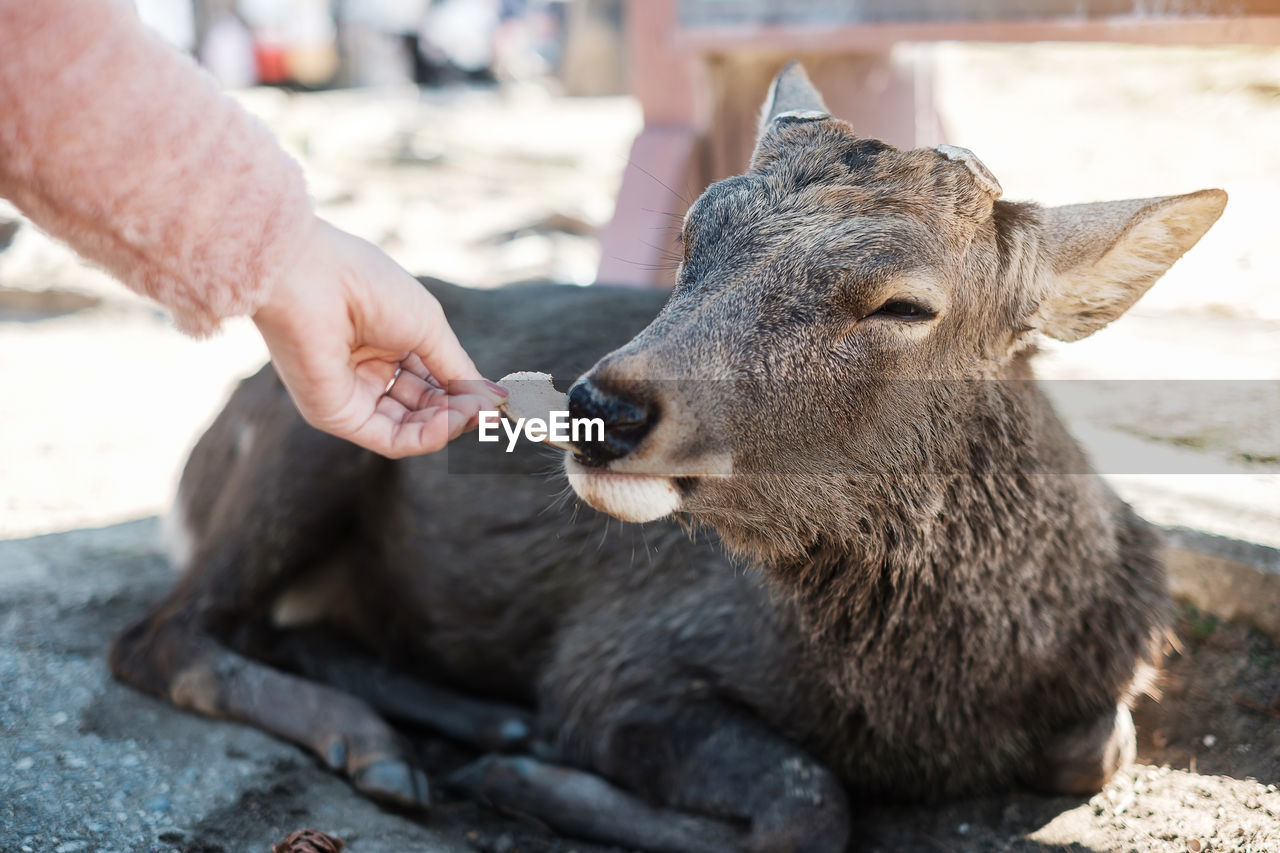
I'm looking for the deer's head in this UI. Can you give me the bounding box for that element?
[566,63,1225,558]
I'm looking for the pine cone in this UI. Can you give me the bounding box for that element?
[270,828,346,853]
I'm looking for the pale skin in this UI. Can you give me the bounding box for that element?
[252,216,506,458]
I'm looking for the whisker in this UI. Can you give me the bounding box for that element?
[640,208,687,221]
[623,159,692,207]
[596,516,612,553]
[638,524,657,569]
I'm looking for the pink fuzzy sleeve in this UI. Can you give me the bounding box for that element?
[0,0,313,336]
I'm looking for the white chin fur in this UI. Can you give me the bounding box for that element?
[565,457,682,523]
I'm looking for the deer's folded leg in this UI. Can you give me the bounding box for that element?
[263,627,536,753]
[446,754,744,853]
[610,704,851,853]
[535,699,850,853]
[109,609,430,810]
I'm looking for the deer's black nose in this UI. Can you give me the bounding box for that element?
[568,378,657,465]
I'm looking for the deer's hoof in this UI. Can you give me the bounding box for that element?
[353,758,431,811]
[486,717,533,752]
[323,738,347,771]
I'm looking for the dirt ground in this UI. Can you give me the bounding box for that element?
[157,611,1280,853]
[3,520,1275,853]
[1,43,1278,853]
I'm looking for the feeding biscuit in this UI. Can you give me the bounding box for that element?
[497,371,575,451]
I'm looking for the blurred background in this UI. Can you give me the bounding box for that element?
[2,5,1279,852]
[1,0,1277,546]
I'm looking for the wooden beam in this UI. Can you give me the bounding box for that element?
[675,16,1280,52]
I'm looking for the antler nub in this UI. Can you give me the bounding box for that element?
[935,144,1003,200]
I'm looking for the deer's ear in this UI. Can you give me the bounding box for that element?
[756,61,830,136]
[1033,189,1226,342]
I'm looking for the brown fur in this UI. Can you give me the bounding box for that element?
[110,64,1226,852]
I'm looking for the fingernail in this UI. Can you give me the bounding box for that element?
[483,380,508,398]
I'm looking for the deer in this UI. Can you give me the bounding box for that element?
[109,64,1226,853]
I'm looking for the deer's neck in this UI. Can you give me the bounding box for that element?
[764,378,1116,698]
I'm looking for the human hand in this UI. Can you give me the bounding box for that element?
[252,217,504,458]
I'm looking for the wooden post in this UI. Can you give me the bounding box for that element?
[595,0,707,288]
[595,4,941,288]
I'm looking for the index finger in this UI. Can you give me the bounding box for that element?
[411,293,483,386]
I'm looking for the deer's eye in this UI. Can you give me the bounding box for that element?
[873,300,934,320]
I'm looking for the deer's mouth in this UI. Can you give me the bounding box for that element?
[564,456,682,523]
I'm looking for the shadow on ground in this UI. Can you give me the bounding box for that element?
[2,519,1276,853]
